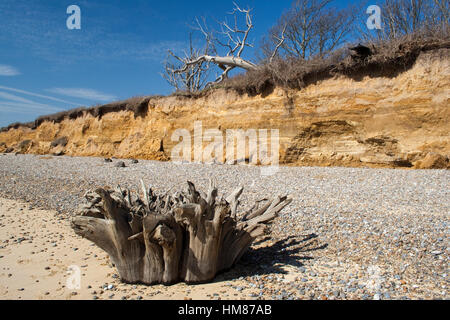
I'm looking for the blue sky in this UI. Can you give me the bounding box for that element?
[0,0,363,127]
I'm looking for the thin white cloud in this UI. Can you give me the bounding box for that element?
[0,101,62,113]
[0,91,35,104]
[0,90,64,115]
[0,64,20,76]
[0,107,54,115]
[47,88,117,102]
[0,86,82,106]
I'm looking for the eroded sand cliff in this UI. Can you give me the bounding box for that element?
[0,49,448,169]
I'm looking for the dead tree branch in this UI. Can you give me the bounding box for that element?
[162,33,211,92]
[163,2,284,90]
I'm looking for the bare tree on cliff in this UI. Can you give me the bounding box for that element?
[261,0,357,60]
[162,33,211,92]
[163,2,285,92]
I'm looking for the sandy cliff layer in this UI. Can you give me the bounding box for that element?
[0,49,449,169]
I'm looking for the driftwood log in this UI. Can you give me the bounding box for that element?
[71,180,292,285]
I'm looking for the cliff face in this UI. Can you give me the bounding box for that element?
[0,49,449,169]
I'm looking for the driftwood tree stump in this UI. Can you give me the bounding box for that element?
[71,180,292,285]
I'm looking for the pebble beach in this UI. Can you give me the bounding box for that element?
[0,154,448,300]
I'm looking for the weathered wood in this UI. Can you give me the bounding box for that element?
[166,3,286,90]
[71,180,292,285]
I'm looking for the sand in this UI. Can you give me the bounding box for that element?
[0,197,289,300]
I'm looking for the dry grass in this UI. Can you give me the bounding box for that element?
[0,96,158,132]
[222,32,450,96]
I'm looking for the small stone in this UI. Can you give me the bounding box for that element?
[114,161,126,168]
